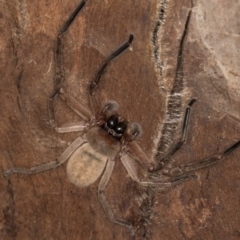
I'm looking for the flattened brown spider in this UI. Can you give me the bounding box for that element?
[4,0,240,235]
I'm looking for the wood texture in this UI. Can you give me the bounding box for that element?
[1,0,240,239]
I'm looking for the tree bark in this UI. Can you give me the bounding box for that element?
[1,0,240,239]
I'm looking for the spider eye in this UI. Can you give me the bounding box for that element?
[107,115,118,129]
[115,122,127,134]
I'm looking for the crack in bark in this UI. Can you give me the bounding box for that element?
[16,69,23,112]
[155,4,193,162]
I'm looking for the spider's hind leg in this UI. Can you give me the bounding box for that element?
[98,158,135,235]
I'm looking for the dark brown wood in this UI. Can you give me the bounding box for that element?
[1,0,240,239]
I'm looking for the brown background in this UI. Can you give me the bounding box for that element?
[1,0,240,239]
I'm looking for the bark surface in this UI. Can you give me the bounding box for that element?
[1,1,240,240]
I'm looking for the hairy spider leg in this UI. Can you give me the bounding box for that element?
[56,0,88,90]
[98,158,135,235]
[48,0,89,127]
[95,131,196,235]
[89,34,134,116]
[164,138,240,178]
[4,136,86,177]
[121,153,194,190]
[128,101,240,179]
[50,34,133,126]
[89,34,134,96]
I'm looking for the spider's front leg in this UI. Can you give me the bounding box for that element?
[51,87,93,123]
[51,34,134,125]
[48,0,91,128]
[88,34,134,116]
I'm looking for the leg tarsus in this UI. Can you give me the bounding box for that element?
[59,0,87,35]
[89,34,134,95]
[223,139,240,156]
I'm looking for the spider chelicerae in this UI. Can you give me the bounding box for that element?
[4,0,240,235]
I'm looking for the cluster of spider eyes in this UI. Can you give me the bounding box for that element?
[105,115,128,135]
[99,101,143,141]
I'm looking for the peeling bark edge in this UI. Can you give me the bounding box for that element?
[151,0,168,91]
[153,3,193,162]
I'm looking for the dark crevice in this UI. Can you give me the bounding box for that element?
[9,36,19,68]
[16,69,23,112]
[17,96,22,113]
[16,68,23,90]
[155,5,193,162]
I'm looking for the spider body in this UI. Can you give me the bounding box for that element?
[65,100,136,189]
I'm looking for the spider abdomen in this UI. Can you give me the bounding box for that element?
[67,143,107,187]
